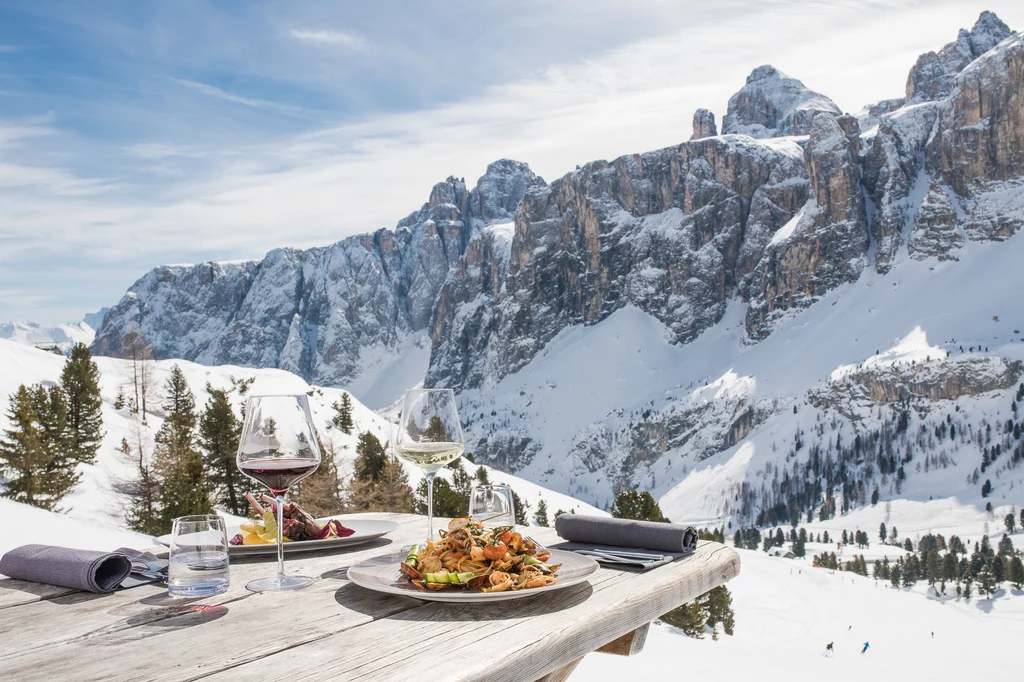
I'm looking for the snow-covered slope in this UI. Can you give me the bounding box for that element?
[0,321,95,353]
[573,545,1024,682]
[0,340,599,539]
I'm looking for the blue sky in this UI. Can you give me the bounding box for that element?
[1,0,1021,324]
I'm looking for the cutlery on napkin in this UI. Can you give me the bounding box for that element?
[552,514,699,571]
[0,544,168,593]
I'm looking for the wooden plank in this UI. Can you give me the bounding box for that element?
[533,659,581,682]
[198,541,739,682]
[595,622,649,656]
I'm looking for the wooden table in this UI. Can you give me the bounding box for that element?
[0,513,740,682]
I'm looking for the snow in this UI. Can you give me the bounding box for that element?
[830,326,945,381]
[345,332,433,410]
[0,321,95,352]
[572,547,1024,682]
[768,204,806,246]
[0,498,152,555]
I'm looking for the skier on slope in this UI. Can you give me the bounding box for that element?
[861,642,870,654]
[824,642,834,657]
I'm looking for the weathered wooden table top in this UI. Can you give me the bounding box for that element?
[0,513,740,682]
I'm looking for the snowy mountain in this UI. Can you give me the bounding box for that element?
[88,13,1024,525]
[0,320,95,353]
[91,160,543,408]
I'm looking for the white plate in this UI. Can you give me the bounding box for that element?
[157,517,399,556]
[347,548,599,602]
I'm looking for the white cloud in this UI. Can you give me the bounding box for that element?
[288,28,367,50]
[171,78,311,117]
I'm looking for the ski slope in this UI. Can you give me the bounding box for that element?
[572,547,1024,682]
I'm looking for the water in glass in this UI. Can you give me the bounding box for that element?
[168,514,229,597]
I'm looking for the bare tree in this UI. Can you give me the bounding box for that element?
[123,329,154,424]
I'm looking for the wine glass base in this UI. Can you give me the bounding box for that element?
[245,575,315,592]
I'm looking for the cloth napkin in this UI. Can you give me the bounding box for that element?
[0,544,167,594]
[553,514,699,571]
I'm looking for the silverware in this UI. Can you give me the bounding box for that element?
[574,548,667,563]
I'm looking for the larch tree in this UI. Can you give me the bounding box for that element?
[60,342,104,464]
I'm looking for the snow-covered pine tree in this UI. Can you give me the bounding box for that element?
[59,342,103,465]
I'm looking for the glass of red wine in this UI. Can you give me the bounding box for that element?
[236,394,322,592]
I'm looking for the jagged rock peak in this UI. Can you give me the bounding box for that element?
[722,64,841,139]
[468,159,545,223]
[905,10,1013,102]
[690,108,718,140]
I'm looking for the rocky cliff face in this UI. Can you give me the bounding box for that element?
[905,11,1012,103]
[427,136,809,389]
[93,161,543,387]
[745,112,868,338]
[721,65,841,139]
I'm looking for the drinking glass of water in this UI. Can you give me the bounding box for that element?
[470,484,516,528]
[169,514,230,597]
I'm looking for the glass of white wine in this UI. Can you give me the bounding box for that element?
[394,388,465,540]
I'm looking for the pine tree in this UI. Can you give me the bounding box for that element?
[153,366,211,532]
[1006,513,1017,534]
[534,499,550,527]
[60,342,103,464]
[510,488,530,525]
[661,599,709,638]
[871,487,879,505]
[474,466,490,485]
[704,585,736,635]
[200,385,244,515]
[610,490,669,522]
[1009,556,1024,590]
[355,432,388,483]
[332,393,355,434]
[0,384,79,510]
[977,561,997,598]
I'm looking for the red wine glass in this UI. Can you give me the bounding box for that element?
[236,394,322,592]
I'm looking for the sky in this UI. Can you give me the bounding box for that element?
[1,0,1022,325]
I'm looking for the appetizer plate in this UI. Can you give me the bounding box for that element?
[347,548,599,602]
[157,517,399,556]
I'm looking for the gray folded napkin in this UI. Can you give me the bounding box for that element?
[554,514,699,571]
[0,544,167,594]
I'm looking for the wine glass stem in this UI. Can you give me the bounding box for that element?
[276,494,286,579]
[425,472,437,539]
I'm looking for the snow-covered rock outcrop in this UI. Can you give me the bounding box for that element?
[721,65,841,139]
[905,10,1013,103]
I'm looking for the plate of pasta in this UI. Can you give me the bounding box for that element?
[347,517,599,602]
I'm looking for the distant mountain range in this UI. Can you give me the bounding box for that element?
[87,13,1024,519]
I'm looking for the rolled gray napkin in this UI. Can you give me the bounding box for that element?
[555,514,699,555]
[0,544,133,594]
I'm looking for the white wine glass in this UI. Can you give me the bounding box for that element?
[236,394,322,592]
[395,388,465,540]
